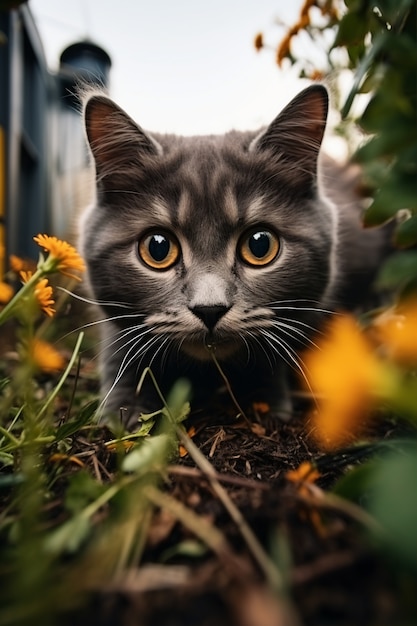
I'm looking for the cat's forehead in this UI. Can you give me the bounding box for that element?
[155,136,273,224]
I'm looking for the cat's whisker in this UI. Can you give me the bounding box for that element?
[100,331,164,412]
[58,313,146,344]
[269,304,336,316]
[271,320,321,351]
[159,337,176,371]
[273,316,324,336]
[83,324,150,366]
[57,287,135,309]
[108,326,155,359]
[246,330,275,371]
[100,337,145,411]
[260,331,298,382]
[260,329,316,403]
[237,332,251,366]
[133,333,171,375]
[148,335,172,368]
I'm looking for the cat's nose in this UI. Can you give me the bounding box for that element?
[190,305,230,332]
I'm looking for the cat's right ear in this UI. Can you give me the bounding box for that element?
[83,94,162,177]
[250,85,328,183]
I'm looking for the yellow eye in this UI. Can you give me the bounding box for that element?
[239,229,280,267]
[138,231,180,270]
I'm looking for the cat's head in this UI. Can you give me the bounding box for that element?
[80,85,338,363]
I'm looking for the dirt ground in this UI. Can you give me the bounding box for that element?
[62,392,417,626]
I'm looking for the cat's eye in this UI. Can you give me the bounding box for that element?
[138,231,180,270]
[239,229,280,267]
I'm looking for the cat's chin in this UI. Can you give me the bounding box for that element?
[180,338,239,362]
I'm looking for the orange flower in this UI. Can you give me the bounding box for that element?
[286,461,320,487]
[34,278,56,317]
[286,461,324,534]
[29,338,65,373]
[20,271,56,317]
[0,281,14,304]
[373,299,417,365]
[304,316,383,449]
[10,255,36,274]
[33,234,85,280]
[10,255,25,273]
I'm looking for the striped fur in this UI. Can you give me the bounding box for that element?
[80,86,388,425]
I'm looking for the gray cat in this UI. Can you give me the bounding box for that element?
[79,85,389,427]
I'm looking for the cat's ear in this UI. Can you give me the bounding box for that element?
[250,85,328,181]
[83,94,162,177]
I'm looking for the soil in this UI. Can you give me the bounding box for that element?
[62,393,417,626]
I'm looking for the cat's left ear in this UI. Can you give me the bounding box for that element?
[83,93,162,182]
[250,85,328,182]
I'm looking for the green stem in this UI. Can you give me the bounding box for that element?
[0,267,44,325]
[0,425,21,446]
[81,474,136,522]
[35,332,84,421]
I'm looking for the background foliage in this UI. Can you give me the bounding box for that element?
[259,0,417,293]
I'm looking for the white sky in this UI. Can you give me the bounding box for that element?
[29,0,310,135]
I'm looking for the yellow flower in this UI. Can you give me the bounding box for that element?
[286,461,324,534]
[373,299,417,366]
[10,255,36,274]
[286,461,320,487]
[10,255,25,273]
[33,234,85,280]
[0,281,14,304]
[304,316,382,449]
[20,271,56,317]
[34,278,56,317]
[29,339,65,373]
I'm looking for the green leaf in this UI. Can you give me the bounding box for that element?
[370,449,417,569]
[395,214,417,247]
[333,459,378,503]
[355,124,416,161]
[334,11,369,48]
[361,92,415,134]
[54,400,100,441]
[122,434,173,473]
[44,515,91,555]
[375,0,416,27]
[164,378,192,423]
[65,471,106,514]
[364,177,417,225]
[161,539,208,562]
[376,250,417,289]
[341,33,388,118]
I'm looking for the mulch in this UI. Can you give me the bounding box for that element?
[62,394,417,626]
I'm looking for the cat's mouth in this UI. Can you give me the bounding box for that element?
[180,333,240,362]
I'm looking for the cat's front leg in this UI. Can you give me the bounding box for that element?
[99,345,163,430]
[251,362,294,422]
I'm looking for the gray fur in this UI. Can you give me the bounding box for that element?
[79,85,389,425]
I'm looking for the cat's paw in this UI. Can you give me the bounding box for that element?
[101,400,161,432]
